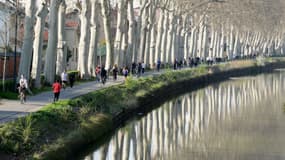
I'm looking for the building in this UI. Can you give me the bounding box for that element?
[0,52,20,78]
[64,10,80,70]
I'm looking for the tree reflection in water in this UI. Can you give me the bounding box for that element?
[85,72,285,160]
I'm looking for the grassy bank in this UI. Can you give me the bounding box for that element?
[0,58,284,159]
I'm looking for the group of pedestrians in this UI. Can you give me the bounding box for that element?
[52,70,75,102]
[131,61,146,76]
[16,58,204,104]
[95,65,108,84]
[16,57,212,104]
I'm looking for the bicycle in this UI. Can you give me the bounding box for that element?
[62,81,67,89]
[18,86,26,104]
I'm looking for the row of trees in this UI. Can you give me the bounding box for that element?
[17,0,285,87]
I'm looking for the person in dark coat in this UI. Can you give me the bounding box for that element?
[131,62,137,74]
[112,64,118,80]
[137,62,142,77]
[69,73,75,88]
[156,59,161,72]
[101,66,107,84]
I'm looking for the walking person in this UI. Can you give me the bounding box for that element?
[157,59,161,72]
[69,73,75,88]
[112,64,118,81]
[123,67,128,80]
[137,62,142,77]
[52,79,61,102]
[61,70,68,89]
[131,62,137,74]
[101,66,107,85]
[95,65,101,82]
[142,61,146,74]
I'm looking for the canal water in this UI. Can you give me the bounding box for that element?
[83,71,285,160]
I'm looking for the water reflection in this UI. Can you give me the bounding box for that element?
[84,72,285,160]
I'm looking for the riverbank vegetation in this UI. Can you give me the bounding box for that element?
[0,58,283,159]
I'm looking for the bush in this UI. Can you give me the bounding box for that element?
[67,71,80,81]
[0,80,16,92]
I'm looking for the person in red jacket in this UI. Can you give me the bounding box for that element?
[52,79,61,102]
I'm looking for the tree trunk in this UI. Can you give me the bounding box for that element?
[160,10,168,64]
[101,0,113,70]
[219,26,225,58]
[171,22,178,63]
[201,25,208,58]
[18,0,36,82]
[166,12,174,63]
[144,23,151,67]
[120,32,128,67]
[114,0,125,66]
[189,27,197,58]
[134,0,149,63]
[176,19,183,60]
[177,16,184,60]
[119,3,128,67]
[233,31,240,58]
[154,8,164,63]
[214,29,220,58]
[145,1,156,68]
[149,18,156,69]
[181,15,188,61]
[212,29,218,58]
[228,25,234,59]
[126,0,135,67]
[56,1,67,75]
[88,0,100,77]
[31,2,48,88]
[78,0,91,78]
[209,26,215,58]
[44,0,61,84]
[197,23,204,58]
[183,31,190,60]
[183,15,190,60]
[138,3,149,62]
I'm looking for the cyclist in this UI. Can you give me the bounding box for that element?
[18,74,28,103]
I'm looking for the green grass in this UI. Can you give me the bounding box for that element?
[0,91,18,99]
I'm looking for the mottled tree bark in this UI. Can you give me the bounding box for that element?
[88,0,100,77]
[18,0,36,82]
[78,0,91,78]
[44,0,61,84]
[56,0,67,75]
[114,0,125,66]
[100,0,113,70]
[31,2,48,88]
[126,0,135,66]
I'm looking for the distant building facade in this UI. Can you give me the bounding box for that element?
[0,52,20,78]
